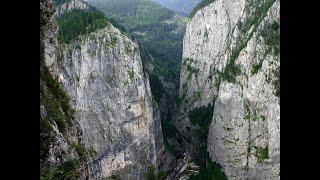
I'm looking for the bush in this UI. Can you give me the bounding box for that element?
[144,166,169,180]
[144,166,156,180]
[42,159,81,180]
[189,152,227,180]
[72,143,87,162]
[255,146,269,163]
[261,20,280,56]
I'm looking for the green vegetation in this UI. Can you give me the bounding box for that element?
[189,104,214,132]
[220,61,242,83]
[40,64,87,178]
[40,3,54,27]
[240,0,276,34]
[187,99,227,179]
[272,67,280,97]
[57,9,107,44]
[186,64,199,81]
[40,62,74,133]
[149,74,165,103]
[87,0,187,82]
[251,60,263,75]
[188,104,214,162]
[128,69,135,81]
[162,118,177,139]
[144,166,169,180]
[221,0,277,82]
[189,0,215,18]
[183,58,199,81]
[261,20,280,56]
[189,152,227,180]
[71,143,87,162]
[255,146,269,163]
[54,0,71,7]
[109,174,120,180]
[41,159,81,180]
[162,116,181,156]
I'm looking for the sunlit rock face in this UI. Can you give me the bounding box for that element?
[57,21,163,179]
[179,0,280,179]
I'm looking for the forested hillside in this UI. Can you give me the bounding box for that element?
[153,0,202,15]
[56,9,107,43]
[87,0,187,82]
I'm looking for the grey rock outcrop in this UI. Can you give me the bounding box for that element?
[57,21,163,179]
[179,0,280,179]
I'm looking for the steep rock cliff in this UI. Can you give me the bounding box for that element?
[56,12,163,179]
[178,0,280,179]
[40,0,88,179]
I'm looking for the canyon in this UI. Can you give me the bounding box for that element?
[40,0,280,179]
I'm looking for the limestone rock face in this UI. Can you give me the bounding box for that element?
[57,22,162,179]
[179,0,280,179]
[55,0,91,16]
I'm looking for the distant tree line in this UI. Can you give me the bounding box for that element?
[56,9,107,44]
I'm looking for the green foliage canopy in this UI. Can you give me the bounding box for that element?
[57,9,107,44]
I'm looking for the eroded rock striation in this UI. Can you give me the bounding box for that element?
[178,0,280,179]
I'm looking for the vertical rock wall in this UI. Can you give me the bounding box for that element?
[57,22,163,179]
[179,0,280,179]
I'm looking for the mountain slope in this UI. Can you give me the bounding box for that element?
[86,0,187,82]
[153,0,202,15]
[177,0,280,179]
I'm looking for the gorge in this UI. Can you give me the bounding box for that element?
[40,0,280,179]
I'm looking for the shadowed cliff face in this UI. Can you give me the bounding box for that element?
[40,0,88,179]
[178,0,280,179]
